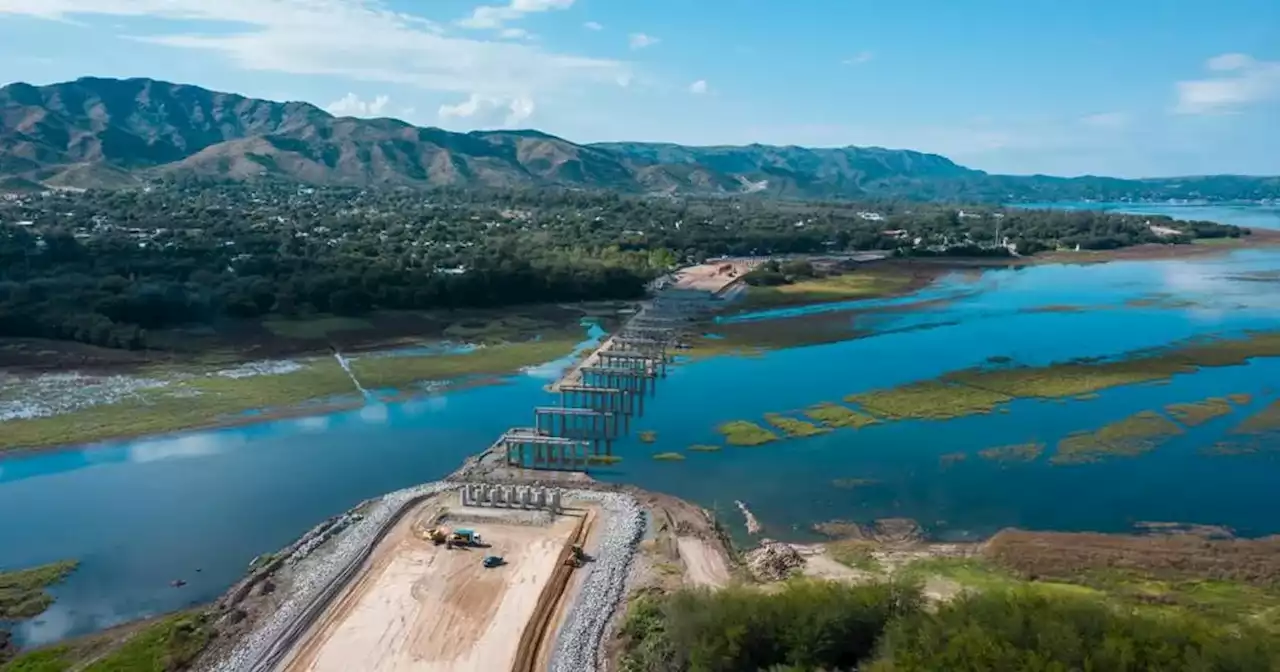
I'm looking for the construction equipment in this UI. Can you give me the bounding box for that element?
[565,545,586,568]
[424,526,450,545]
[450,528,483,547]
[483,555,505,568]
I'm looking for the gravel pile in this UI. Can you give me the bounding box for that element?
[549,491,645,672]
[208,482,449,672]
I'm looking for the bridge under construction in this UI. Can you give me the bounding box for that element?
[486,284,727,471]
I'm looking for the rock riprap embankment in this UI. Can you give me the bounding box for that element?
[549,492,645,672]
[209,482,448,672]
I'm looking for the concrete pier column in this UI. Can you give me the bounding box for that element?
[521,487,532,508]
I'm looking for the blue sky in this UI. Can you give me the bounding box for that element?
[1,0,1278,177]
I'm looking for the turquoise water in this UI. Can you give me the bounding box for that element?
[1016,202,1280,230]
[3,208,1280,645]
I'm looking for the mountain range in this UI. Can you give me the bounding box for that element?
[2,76,1278,202]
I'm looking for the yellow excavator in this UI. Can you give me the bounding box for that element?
[425,526,450,545]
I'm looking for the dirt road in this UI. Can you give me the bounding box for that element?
[677,537,731,588]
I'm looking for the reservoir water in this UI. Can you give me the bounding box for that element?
[3,204,1280,645]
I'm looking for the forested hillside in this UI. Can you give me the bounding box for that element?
[0,184,1243,351]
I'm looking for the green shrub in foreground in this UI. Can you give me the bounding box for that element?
[869,589,1280,672]
[621,580,922,672]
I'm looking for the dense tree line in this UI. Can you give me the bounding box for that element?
[0,184,1243,350]
[620,582,1279,671]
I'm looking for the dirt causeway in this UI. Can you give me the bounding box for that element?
[279,500,582,672]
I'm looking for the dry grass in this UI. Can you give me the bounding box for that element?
[984,529,1280,588]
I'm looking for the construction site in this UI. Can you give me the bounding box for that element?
[272,486,606,672]
[199,265,747,672]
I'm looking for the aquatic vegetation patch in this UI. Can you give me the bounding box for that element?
[587,454,623,465]
[717,420,780,446]
[763,413,830,437]
[1228,393,1254,405]
[688,444,722,452]
[1028,304,1089,313]
[652,452,686,461]
[1052,411,1184,464]
[1165,397,1234,427]
[0,559,78,619]
[939,452,968,467]
[846,381,1011,420]
[832,478,880,489]
[1124,294,1203,310]
[1231,399,1280,435]
[803,402,879,429]
[845,331,1280,425]
[979,442,1045,463]
[1074,393,1100,401]
[638,430,658,443]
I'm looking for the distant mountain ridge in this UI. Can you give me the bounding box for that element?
[2,77,1278,202]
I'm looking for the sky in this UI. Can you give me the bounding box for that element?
[0,0,1278,178]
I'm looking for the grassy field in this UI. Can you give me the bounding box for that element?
[0,560,77,619]
[0,335,583,453]
[260,315,373,339]
[1,611,211,672]
[980,529,1280,630]
[740,269,922,309]
[347,333,582,389]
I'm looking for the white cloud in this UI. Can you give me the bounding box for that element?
[688,79,708,95]
[0,0,629,100]
[628,32,660,49]
[1079,111,1131,130]
[1206,53,1254,72]
[325,92,391,117]
[438,92,536,126]
[500,27,530,39]
[583,20,602,30]
[458,0,573,29]
[842,51,874,66]
[1175,53,1280,114]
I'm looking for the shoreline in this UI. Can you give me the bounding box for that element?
[7,236,1280,460]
